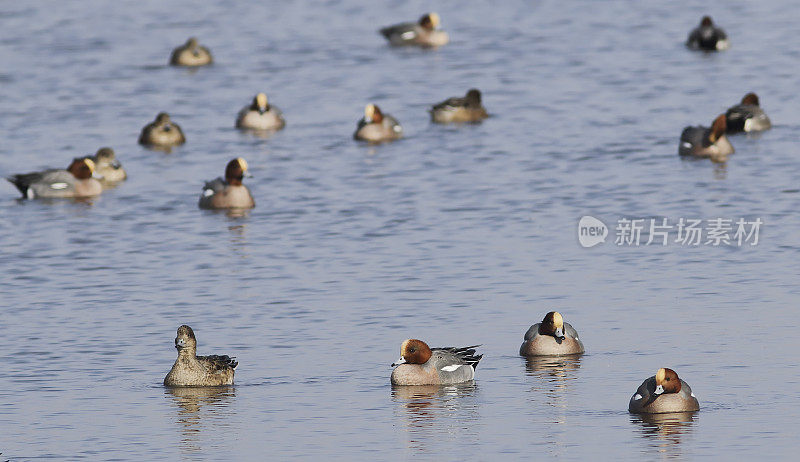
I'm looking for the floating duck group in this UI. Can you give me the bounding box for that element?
[5,13,772,416]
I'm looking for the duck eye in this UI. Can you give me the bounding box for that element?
[409,347,416,353]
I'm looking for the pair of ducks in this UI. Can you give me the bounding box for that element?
[166,312,698,414]
[137,93,285,150]
[354,88,489,143]
[6,148,126,199]
[679,92,771,162]
[167,12,448,68]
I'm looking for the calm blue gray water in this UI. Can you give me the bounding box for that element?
[1,0,799,460]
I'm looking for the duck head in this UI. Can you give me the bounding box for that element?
[67,157,97,180]
[539,311,566,340]
[253,92,270,113]
[419,12,441,30]
[392,339,433,366]
[708,114,727,144]
[741,92,760,106]
[225,157,249,186]
[175,325,197,355]
[654,368,682,395]
[364,103,384,124]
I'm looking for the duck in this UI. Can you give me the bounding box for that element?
[686,16,728,51]
[199,157,255,210]
[353,104,402,143]
[139,112,186,148]
[379,12,449,48]
[629,368,699,414]
[164,325,237,387]
[169,37,213,66]
[89,147,126,183]
[390,339,482,386]
[7,157,102,199]
[678,114,733,161]
[725,92,771,133]
[519,311,585,356]
[235,93,286,131]
[430,89,489,123]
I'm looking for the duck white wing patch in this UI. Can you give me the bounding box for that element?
[202,188,215,197]
[691,392,696,398]
[681,142,692,149]
[633,393,642,400]
[50,182,68,190]
[440,364,463,372]
[400,31,416,40]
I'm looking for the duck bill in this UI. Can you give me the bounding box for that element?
[391,356,406,367]
[654,384,664,395]
[554,327,565,340]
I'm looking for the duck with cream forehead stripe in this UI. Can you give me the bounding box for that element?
[391,339,482,386]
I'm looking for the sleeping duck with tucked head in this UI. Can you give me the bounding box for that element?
[430,89,489,124]
[164,325,237,387]
[170,37,213,66]
[379,12,449,48]
[7,157,102,199]
[390,339,482,386]
[520,311,585,356]
[139,112,186,148]
[629,368,699,414]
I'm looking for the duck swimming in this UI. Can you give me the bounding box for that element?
[198,157,255,210]
[353,104,402,143]
[391,339,482,386]
[170,37,213,66]
[7,157,102,199]
[236,93,285,131]
[679,114,733,161]
[89,147,126,183]
[686,16,728,51]
[629,368,699,414]
[139,112,186,148]
[379,12,449,48]
[725,92,771,133]
[520,311,585,356]
[430,89,489,123]
[164,325,237,387]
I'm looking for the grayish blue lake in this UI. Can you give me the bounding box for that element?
[1,0,798,460]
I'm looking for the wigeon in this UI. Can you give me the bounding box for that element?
[686,16,728,51]
[379,13,449,48]
[164,325,237,387]
[7,157,102,199]
[629,368,699,414]
[236,93,286,131]
[170,37,213,67]
[725,92,771,133]
[139,112,186,149]
[679,114,734,161]
[198,157,255,210]
[353,104,402,143]
[391,339,482,385]
[89,147,127,183]
[520,311,585,356]
[430,89,489,124]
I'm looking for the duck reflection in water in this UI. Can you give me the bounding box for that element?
[165,387,236,454]
[631,411,697,455]
[524,356,582,414]
[391,383,478,451]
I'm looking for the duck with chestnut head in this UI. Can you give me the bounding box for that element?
[198,157,255,210]
[391,339,482,386]
[629,368,699,413]
[353,103,402,143]
[236,92,286,131]
[725,92,771,133]
[7,157,102,199]
[679,114,734,162]
[520,311,585,356]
